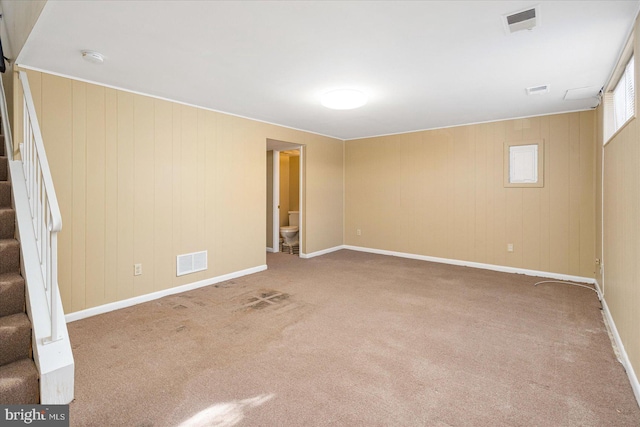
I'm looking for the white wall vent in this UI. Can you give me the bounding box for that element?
[177,250,208,276]
[526,84,550,96]
[503,5,540,34]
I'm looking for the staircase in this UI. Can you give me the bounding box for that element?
[0,134,39,404]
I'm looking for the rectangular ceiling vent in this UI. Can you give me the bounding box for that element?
[177,250,208,276]
[503,5,540,34]
[563,86,600,101]
[526,84,549,96]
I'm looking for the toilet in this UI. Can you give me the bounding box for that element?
[280,211,299,254]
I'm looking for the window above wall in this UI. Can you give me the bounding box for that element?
[613,55,635,132]
[604,34,635,143]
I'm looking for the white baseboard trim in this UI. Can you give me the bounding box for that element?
[65,265,267,323]
[594,280,640,407]
[342,245,596,284]
[300,245,345,259]
[266,247,276,253]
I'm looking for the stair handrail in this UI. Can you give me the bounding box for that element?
[17,70,62,343]
[0,72,13,161]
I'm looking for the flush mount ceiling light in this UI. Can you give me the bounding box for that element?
[81,50,104,64]
[321,89,368,110]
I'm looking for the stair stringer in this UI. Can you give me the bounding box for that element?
[9,159,74,404]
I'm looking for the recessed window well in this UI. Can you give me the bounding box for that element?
[321,89,367,110]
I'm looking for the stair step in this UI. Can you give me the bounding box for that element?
[0,181,9,208]
[0,273,25,317]
[0,239,19,275]
[0,208,15,239]
[0,135,4,157]
[0,358,38,404]
[0,156,6,181]
[0,313,32,367]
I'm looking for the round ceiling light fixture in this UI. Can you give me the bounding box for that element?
[321,89,368,110]
[81,50,105,64]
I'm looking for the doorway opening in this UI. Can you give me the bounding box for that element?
[266,139,304,258]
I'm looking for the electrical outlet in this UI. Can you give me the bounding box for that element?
[134,264,142,276]
[507,243,514,252]
[356,229,362,236]
[595,258,601,265]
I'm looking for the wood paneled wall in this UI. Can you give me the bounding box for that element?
[17,70,344,313]
[345,112,596,278]
[603,116,640,379]
[599,15,640,387]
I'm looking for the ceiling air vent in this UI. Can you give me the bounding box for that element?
[503,5,540,34]
[526,85,549,96]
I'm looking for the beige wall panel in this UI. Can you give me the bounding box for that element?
[604,119,640,375]
[196,110,207,257]
[85,84,106,307]
[38,72,73,310]
[153,99,174,291]
[213,113,241,275]
[579,112,596,277]
[171,104,182,288]
[548,115,571,274]
[27,70,42,121]
[490,121,507,267]
[132,96,155,297]
[71,81,87,312]
[452,126,475,262]
[178,105,199,257]
[522,188,541,270]
[504,120,523,268]
[104,89,118,302]
[473,124,488,264]
[345,111,595,277]
[279,155,290,227]
[504,188,523,268]
[204,109,218,275]
[568,114,582,275]
[290,155,300,211]
[304,135,344,254]
[482,125,497,264]
[538,116,552,273]
[521,118,542,271]
[238,120,267,266]
[266,151,273,248]
[116,91,135,301]
[595,105,603,285]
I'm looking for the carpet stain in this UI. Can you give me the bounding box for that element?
[241,290,291,311]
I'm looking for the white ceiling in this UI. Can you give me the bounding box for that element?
[18,0,640,140]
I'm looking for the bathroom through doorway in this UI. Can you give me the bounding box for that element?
[266,139,304,257]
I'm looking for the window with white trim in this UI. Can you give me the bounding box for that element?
[612,54,635,133]
[604,46,635,142]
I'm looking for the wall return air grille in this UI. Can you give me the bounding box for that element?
[177,251,208,276]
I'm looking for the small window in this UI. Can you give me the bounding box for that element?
[504,140,544,188]
[604,43,635,142]
[612,55,635,133]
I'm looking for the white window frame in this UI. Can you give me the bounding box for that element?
[604,35,635,144]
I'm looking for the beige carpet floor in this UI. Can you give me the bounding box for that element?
[67,250,640,426]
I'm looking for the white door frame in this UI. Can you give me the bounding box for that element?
[271,146,304,256]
